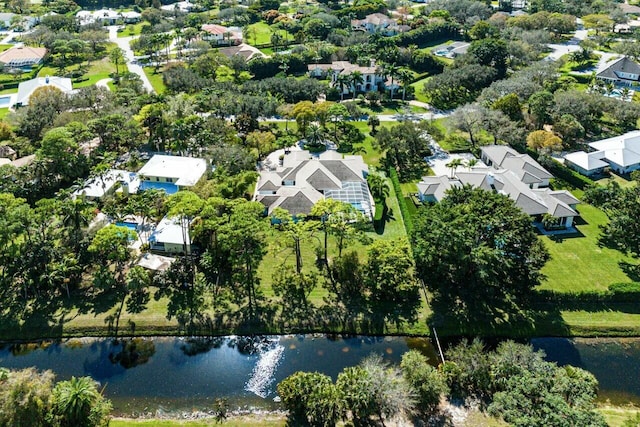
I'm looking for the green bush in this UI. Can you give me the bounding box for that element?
[609,282,640,295]
[389,168,413,233]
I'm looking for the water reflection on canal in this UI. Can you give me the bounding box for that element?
[0,335,638,414]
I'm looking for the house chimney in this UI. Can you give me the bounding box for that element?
[486,172,495,189]
[370,58,376,67]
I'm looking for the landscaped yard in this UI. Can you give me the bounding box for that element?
[410,76,430,103]
[538,203,635,293]
[244,22,291,46]
[111,416,286,427]
[143,66,166,93]
[38,45,118,89]
[118,23,146,38]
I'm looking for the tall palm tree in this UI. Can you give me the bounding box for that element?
[446,158,464,178]
[350,71,364,100]
[59,196,93,251]
[383,62,400,100]
[397,68,413,101]
[367,173,390,201]
[466,158,478,170]
[336,74,350,101]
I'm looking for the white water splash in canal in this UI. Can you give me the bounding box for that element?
[244,338,285,398]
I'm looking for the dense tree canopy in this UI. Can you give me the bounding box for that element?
[411,186,549,316]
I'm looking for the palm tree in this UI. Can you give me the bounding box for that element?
[350,71,364,100]
[446,158,464,178]
[367,173,390,201]
[60,196,93,251]
[52,376,110,426]
[621,86,631,101]
[397,68,413,101]
[306,124,325,148]
[336,74,350,101]
[383,62,400,100]
[466,158,478,170]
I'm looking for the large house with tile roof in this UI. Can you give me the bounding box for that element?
[596,56,640,86]
[351,13,409,35]
[308,60,398,95]
[418,145,580,228]
[255,150,374,219]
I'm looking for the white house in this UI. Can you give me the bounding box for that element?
[255,150,374,219]
[308,60,391,94]
[16,76,73,107]
[351,13,409,36]
[149,216,192,254]
[586,130,640,174]
[563,151,609,177]
[160,1,194,12]
[121,11,141,23]
[74,169,140,200]
[417,168,580,227]
[137,155,208,194]
[76,9,120,25]
[201,24,242,45]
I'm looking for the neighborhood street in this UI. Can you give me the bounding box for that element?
[108,25,155,93]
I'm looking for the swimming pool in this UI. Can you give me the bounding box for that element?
[115,221,139,231]
[0,96,11,107]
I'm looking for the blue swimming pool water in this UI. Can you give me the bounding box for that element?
[139,181,178,194]
[115,221,138,231]
[0,96,11,107]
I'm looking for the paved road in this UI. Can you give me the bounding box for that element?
[108,26,155,93]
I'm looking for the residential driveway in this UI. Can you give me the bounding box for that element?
[108,26,155,93]
[425,139,486,177]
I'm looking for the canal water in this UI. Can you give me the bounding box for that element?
[0,336,638,414]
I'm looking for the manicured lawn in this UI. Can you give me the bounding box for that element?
[118,22,146,38]
[244,22,291,46]
[538,204,635,293]
[410,76,430,103]
[0,44,12,52]
[143,66,166,93]
[0,108,10,120]
[38,46,117,89]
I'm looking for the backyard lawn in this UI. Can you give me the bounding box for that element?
[538,203,635,293]
[244,22,291,46]
[410,76,430,103]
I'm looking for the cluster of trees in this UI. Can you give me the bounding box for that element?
[278,340,606,426]
[585,172,640,274]
[0,367,111,427]
[445,59,640,150]
[411,187,549,319]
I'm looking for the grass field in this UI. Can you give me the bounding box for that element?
[143,66,166,93]
[244,22,291,46]
[598,405,640,427]
[0,107,9,120]
[538,204,634,293]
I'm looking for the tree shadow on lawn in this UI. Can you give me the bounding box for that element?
[619,261,640,282]
[427,295,571,338]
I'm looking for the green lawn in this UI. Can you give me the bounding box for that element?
[143,66,166,93]
[244,22,291,46]
[0,44,12,52]
[597,405,640,427]
[410,76,430,103]
[538,204,635,293]
[118,22,146,38]
[0,108,9,120]
[38,46,117,89]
